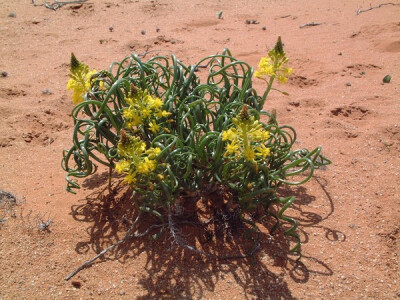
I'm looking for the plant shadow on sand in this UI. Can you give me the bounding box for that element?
[68,173,341,299]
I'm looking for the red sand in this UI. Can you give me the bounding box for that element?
[0,0,399,298]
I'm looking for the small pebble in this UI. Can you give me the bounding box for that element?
[141,30,146,35]
[245,19,259,24]
[346,82,351,86]
[382,75,391,83]
[8,12,16,18]
[262,26,267,30]
[109,25,114,32]
[338,52,342,56]
[156,27,160,32]
[42,89,53,95]
[71,281,82,288]
[1,71,8,77]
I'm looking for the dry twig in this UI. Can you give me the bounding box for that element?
[299,22,323,29]
[356,3,400,15]
[32,0,89,10]
[65,215,164,280]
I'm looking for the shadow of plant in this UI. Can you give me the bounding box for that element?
[69,175,339,299]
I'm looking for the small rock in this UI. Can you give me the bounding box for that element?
[262,26,267,30]
[8,12,16,18]
[42,89,53,95]
[245,19,259,24]
[71,281,82,288]
[382,75,391,83]
[109,25,114,32]
[338,52,342,56]
[156,27,160,32]
[141,30,146,35]
[346,82,351,86]
[1,71,8,77]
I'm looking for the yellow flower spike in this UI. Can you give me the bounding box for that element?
[222,105,271,165]
[116,130,160,184]
[254,36,292,84]
[67,53,98,105]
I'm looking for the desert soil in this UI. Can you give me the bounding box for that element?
[0,0,399,299]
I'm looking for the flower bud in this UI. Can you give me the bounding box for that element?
[70,53,81,72]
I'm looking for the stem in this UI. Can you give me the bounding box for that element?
[260,75,275,108]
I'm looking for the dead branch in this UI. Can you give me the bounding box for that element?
[32,0,89,10]
[299,22,323,29]
[356,3,400,15]
[137,48,174,59]
[65,215,164,281]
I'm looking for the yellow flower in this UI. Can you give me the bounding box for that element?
[249,126,270,142]
[155,110,172,118]
[151,97,163,109]
[225,142,240,156]
[137,157,156,174]
[124,173,136,184]
[148,120,160,134]
[222,128,238,142]
[146,147,161,159]
[125,97,134,106]
[115,159,130,174]
[141,107,152,118]
[243,147,256,161]
[255,144,271,158]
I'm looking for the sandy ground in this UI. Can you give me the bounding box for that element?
[0,0,399,299]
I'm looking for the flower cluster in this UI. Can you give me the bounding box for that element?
[254,37,293,83]
[222,105,271,165]
[115,130,161,185]
[123,88,171,134]
[67,53,99,105]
